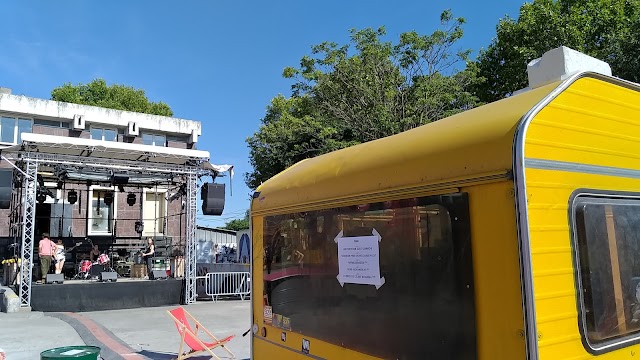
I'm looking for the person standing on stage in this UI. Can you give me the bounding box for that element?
[54,239,66,275]
[54,239,80,275]
[141,237,155,279]
[37,233,56,283]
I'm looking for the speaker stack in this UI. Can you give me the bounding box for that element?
[201,183,225,216]
[99,272,118,282]
[0,169,12,209]
[45,273,64,284]
[152,270,168,280]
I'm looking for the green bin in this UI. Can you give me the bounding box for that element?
[40,346,101,360]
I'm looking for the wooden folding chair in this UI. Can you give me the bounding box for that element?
[167,306,236,360]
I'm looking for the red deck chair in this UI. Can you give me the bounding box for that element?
[167,306,236,360]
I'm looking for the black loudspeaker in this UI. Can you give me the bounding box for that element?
[111,174,129,185]
[100,272,118,282]
[0,169,12,209]
[201,183,225,216]
[46,273,64,284]
[152,270,168,280]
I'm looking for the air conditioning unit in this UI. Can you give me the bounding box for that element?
[527,46,612,89]
[72,114,85,130]
[126,121,139,136]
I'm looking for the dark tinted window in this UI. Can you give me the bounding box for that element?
[573,195,640,351]
[263,193,476,359]
[34,118,69,128]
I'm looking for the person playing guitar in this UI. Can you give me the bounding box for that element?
[54,239,81,275]
[140,237,155,279]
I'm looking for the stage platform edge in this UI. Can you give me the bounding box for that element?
[31,278,184,312]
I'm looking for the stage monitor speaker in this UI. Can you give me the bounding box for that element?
[46,273,64,284]
[201,182,225,216]
[152,270,168,280]
[99,272,118,282]
[0,169,12,209]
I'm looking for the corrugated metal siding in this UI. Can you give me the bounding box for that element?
[196,228,237,245]
[525,76,640,359]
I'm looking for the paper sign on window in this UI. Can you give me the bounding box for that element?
[335,229,385,289]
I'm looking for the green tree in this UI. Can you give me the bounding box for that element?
[246,10,481,189]
[473,0,640,103]
[222,210,250,231]
[51,78,173,116]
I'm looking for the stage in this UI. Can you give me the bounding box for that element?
[31,278,184,312]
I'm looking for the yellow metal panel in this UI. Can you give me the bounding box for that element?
[524,169,640,359]
[523,165,640,360]
[523,75,640,359]
[464,181,525,359]
[253,181,526,360]
[527,78,640,170]
[252,336,382,360]
[253,82,560,214]
[252,215,264,345]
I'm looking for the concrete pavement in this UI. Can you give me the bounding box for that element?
[0,311,85,359]
[0,300,251,360]
[81,301,251,360]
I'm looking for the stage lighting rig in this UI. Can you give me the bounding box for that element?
[126,193,136,206]
[103,191,114,206]
[67,190,78,205]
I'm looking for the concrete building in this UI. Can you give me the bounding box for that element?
[0,87,230,308]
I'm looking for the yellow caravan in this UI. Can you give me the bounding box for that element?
[249,46,640,359]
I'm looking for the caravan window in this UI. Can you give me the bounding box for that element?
[573,194,640,351]
[262,192,476,359]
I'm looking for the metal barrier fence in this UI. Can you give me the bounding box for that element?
[200,271,251,301]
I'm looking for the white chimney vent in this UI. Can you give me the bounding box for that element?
[527,46,612,89]
[126,121,139,136]
[72,114,85,130]
[189,129,199,144]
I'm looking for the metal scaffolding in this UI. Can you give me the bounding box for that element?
[184,172,198,304]
[5,149,212,308]
[19,159,37,307]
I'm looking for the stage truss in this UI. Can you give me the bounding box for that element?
[4,149,215,308]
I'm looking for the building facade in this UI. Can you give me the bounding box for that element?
[0,88,203,262]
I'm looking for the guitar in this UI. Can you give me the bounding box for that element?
[56,242,82,260]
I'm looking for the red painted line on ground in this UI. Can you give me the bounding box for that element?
[63,312,147,360]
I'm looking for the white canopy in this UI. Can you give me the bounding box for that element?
[7,132,210,165]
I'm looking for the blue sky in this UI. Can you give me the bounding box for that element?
[0,1,525,228]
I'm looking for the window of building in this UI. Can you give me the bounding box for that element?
[34,118,70,128]
[573,193,640,352]
[90,127,118,141]
[142,133,166,147]
[0,116,32,144]
[89,188,116,235]
[166,134,189,143]
[262,193,476,359]
[143,191,166,236]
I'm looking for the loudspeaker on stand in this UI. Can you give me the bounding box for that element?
[99,272,118,282]
[46,273,64,284]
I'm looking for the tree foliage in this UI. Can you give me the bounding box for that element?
[222,210,250,231]
[473,0,640,103]
[246,10,481,189]
[51,78,174,116]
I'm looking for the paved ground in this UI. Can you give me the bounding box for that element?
[0,300,251,360]
[0,310,85,359]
